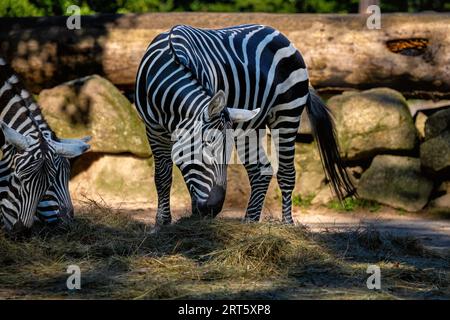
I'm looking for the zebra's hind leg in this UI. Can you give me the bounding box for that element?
[149,135,174,227]
[236,128,273,222]
[269,110,303,224]
[278,161,296,224]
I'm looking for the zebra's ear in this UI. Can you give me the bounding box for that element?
[0,121,34,151]
[208,90,227,118]
[227,108,261,123]
[50,140,90,158]
[59,136,92,144]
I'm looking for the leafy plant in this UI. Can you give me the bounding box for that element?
[292,193,315,208]
[1,0,448,17]
[327,198,381,212]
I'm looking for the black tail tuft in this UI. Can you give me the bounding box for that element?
[306,89,357,201]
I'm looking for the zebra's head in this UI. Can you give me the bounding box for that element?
[36,136,91,224]
[36,158,72,224]
[0,122,89,233]
[172,90,260,217]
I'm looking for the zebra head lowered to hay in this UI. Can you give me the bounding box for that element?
[0,57,90,233]
[135,24,356,227]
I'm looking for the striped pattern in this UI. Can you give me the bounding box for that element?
[0,58,74,231]
[135,25,354,226]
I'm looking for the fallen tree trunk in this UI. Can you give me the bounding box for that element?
[0,13,449,95]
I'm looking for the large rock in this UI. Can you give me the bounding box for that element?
[298,108,312,135]
[70,153,189,207]
[38,75,151,157]
[328,88,417,161]
[430,194,450,209]
[358,155,433,212]
[407,99,450,117]
[420,108,450,175]
[68,152,282,215]
[294,142,326,198]
[420,131,450,175]
[424,108,450,140]
[430,181,450,209]
[415,112,427,140]
[311,186,334,205]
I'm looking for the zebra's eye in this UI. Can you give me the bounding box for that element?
[203,139,213,146]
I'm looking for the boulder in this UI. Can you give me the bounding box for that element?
[358,155,433,212]
[420,131,450,175]
[415,112,427,140]
[430,194,450,209]
[431,181,450,209]
[407,99,450,117]
[294,142,326,198]
[38,75,151,157]
[298,108,312,136]
[310,166,361,206]
[347,166,364,181]
[420,108,450,175]
[327,88,417,161]
[437,181,450,194]
[424,108,450,140]
[69,153,190,207]
[311,186,335,205]
[68,152,284,214]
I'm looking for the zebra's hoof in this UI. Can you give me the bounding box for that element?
[281,219,295,225]
[150,225,162,234]
[149,223,163,234]
[243,217,259,223]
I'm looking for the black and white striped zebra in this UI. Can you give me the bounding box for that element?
[135,24,355,227]
[0,57,90,233]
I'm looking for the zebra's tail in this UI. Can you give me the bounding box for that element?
[305,88,357,201]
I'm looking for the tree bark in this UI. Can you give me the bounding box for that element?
[0,13,449,96]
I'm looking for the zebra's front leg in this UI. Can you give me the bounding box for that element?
[243,163,273,221]
[236,129,273,222]
[153,146,173,227]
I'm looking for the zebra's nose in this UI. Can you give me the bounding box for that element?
[192,185,225,218]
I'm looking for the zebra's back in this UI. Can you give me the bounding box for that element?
[168,24,310,129]
[136,24,310,133]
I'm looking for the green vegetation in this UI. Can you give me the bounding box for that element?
[327,198,381,212]
[292,193,315,208]
[1,0,449,17]
[0,201,447,299]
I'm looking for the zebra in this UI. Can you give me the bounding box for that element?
[135,24,355,227]
[0,57,90,233]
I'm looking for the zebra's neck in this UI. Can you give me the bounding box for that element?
[0,58,52,137]
[0,58,46,197]
[142,36,212,133]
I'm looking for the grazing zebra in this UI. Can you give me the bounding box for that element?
[135,24,355,227]
[0,57,90,232]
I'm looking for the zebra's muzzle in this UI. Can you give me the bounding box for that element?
[192,185,226,218]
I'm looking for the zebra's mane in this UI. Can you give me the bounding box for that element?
[168,25,219,97]
[168,25,257,99]
[0,57,55,141]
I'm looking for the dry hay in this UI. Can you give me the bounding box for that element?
[0,200,448,299]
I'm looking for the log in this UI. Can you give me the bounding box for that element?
[0,13,449,95]
[359,0,380,14]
